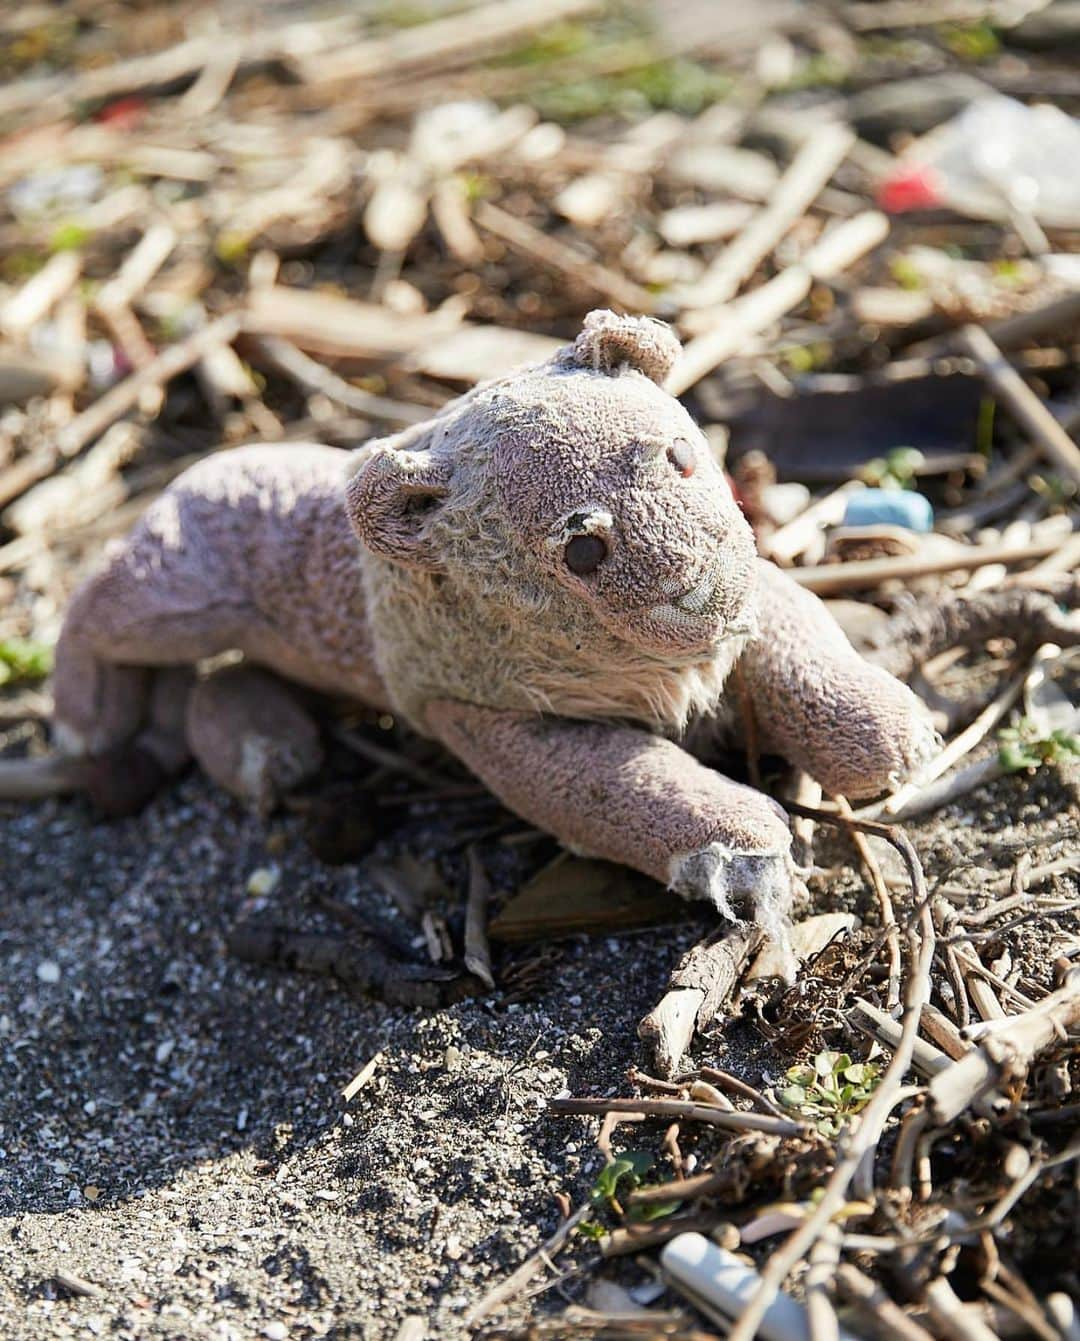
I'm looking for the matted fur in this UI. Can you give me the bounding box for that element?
[348,329,758,735]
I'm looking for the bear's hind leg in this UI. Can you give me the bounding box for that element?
[186,665,323,816]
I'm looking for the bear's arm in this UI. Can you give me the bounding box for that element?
[426,698,795,929]
[737,559,938,800]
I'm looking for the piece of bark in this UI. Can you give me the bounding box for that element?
[746,913,857,983]
[226,923,477,1008]
[867,582,1080,682]
[639,923,763,1078]
[489,855,681,943]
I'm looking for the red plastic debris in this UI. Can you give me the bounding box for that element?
[876,164,944,214]
[94,96,148,131]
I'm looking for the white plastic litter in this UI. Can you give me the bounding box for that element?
[661,1233,864,1341]
[879,94,1080,229]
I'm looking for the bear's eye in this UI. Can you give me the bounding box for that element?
[564,534,607,576]
[667,438,696,478]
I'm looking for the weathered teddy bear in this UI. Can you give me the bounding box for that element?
[5,311,936,933]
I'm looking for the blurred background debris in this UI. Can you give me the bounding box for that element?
[1,3,1079,1338]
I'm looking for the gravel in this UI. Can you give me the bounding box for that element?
[1,759,1076,1339]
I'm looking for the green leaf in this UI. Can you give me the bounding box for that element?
[0,638,54,686]
[779,1085,812,1111]
[590,1150,654,1205]
[629,1199,681,1222]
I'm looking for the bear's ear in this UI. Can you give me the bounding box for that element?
[345,439,451,571]
[566,309,682,386]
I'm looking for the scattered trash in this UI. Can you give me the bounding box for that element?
[880,94,1080,228]
[843,487,933,533]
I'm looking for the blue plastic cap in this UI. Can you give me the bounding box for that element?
[843,488,933,533]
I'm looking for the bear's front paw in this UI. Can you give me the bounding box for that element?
[669,826,803,969]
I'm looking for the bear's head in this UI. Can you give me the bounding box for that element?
[345,310,759,732]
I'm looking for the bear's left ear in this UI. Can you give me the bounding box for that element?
[565,309,682,386]
[346,438,451,571]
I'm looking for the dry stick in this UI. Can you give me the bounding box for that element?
[473,200,655,313]
[927,968,1080,1125]
[890,1102,930,1198]
[878,669,1027,819]
[788,535,1064,596]
[683,124,856,310]
[762,482,863,566]
[342,1051,382,1103]
[920,1004,970,1061]
[256,335,427,425]
[464,1200,593,1327]
[302,0,599,85]
[546,1096,805,1138]
[924,1278,1000,1341]
[332,727,459,790]
[638,923,764,1079]
[848,999,952,1079]
[725,804,935,1341]
[0,251,81,337]
[668,211,889,395]
[463,846,495,991]
[836,796,901,1014]
[806,1227,841,1341]
[697,1065,786,1118]
[57,312,244,463]
[836,1264,937,1341]
[961,956,1007,1025]
[602,1213,719,1258]
[626,1168,729,1207]
[1022,529,1080,580]
[960,324,1080,489]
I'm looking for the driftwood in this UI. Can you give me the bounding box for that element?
[928,968,1080,1124]
[638,923,763,1078]
[226,923,479,1008]
[867,582,1080,682]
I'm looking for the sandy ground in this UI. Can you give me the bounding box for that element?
[1,757,1077,1340]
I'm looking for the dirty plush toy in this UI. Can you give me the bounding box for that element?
[11,312,936,934]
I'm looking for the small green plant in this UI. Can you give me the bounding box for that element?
[575,1149,681,1241]
[590,1150,653,1215]
[998,718,1080,774]
[861,446,925,491]
[889,255,925,291]
[0,638,54,687]
[938,21,1000,62]
[49,221,90,253]
[778,1051,881,1137]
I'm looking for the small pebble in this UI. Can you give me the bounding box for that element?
[246,866,280,897]
[263,1324,288,1341]
[36,962,61,984]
